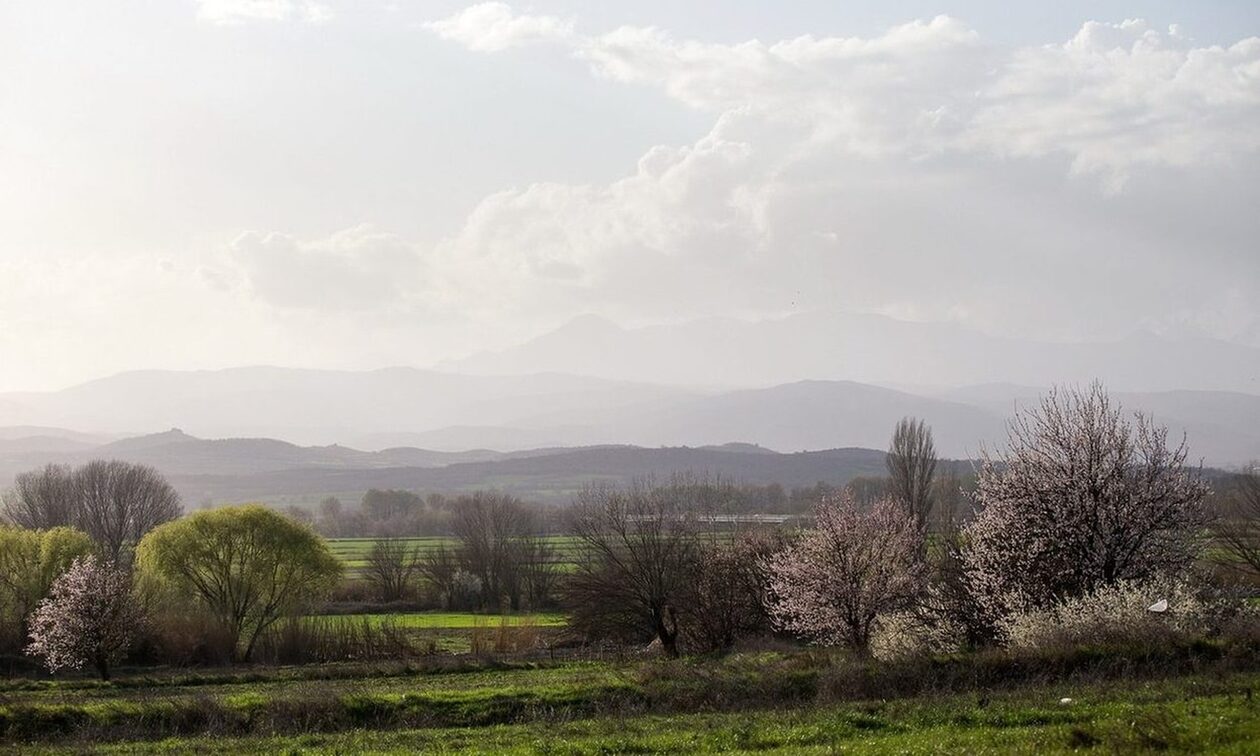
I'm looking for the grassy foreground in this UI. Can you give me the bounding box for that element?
[3,640,1258,753]
[22,671,1260,754]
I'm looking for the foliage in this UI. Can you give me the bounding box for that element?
[763,493,926,653]
[136,504,342,662]
[2,460,181,562]
[998,575,1244,650]
[962,383,1210,624]
[0,525,95,649]
[25,556,142,680]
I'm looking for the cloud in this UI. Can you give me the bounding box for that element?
[424,2,573,53]
[228,225,423,311]
[417,7,1260,342]
[197,0,333,25]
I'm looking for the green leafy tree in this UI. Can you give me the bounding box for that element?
[0,526,95,649]
[136,505,342,662]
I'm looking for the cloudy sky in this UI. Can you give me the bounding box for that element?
[1,1,1257,391]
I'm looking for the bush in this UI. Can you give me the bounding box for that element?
[998,576,1243,650]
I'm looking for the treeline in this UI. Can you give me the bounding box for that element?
[0,383,1257,680]
[286,479,954,539]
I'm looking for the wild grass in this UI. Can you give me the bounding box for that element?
[21,670,1260,754]
[2,632,1257,746]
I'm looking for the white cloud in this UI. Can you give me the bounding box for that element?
[227,225,423,311]
[424,2,573,53]
[416,7,1260,342]
[197,0,333,25]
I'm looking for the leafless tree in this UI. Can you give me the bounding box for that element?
[1214,466,1260,583]
[4,461,180,562]
[451,491,532,611]
[3,464,78,529]
[565,479,700,656]
[962,383,1210,620]
[417,544,460,609]
[684,529,780,652]
[887,418,938,531]
[76,460,182,563]
[363,538,422,602]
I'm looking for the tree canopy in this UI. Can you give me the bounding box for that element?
[136,505,342,662]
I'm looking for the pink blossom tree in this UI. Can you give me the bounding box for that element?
[763,493,926,654]
[26,556,142,680]
[962,383,1209,622]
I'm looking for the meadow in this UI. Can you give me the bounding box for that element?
[2,641,1258,753]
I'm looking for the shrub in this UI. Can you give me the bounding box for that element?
[998,576,1239,650]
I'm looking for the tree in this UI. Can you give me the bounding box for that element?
[136,505,342,662]
[1214,467,1260,583]
[763,493,926,654]
[450,492,533,611]
[684,530,779,652]
[3,464,77,529]
[417,543,461,609]
[0,526,95,649]
[76,460,182,562]
[3,460,181,562]
[26,556,142,680]
[962,384,1209,621]
[887,418,937,531]
[565,480,700,656]
[363,538,421,602]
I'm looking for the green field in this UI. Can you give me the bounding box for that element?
[3,649,1258,754]
[327,536,586,574]
[308,612,566,629]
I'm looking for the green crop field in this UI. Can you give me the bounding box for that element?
[327,536,587,574]
[307,611,566,629]
[3,649,1258,754]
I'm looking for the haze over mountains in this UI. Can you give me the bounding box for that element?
[446,312,1260,394]
[0,313,1254,505]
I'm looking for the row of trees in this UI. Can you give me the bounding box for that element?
[361,492,558,611]
[563,384,1231,656]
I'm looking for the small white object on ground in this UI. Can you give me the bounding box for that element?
[1059,698,1073,705]
[1148,599,1168,613]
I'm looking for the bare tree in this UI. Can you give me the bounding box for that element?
[76,461,182,562]
[565,479,700,656]
[3,464,78,529]
[417,544,460,609]
[1214,466,1260,582]
[887,418,938,531]
[962,384,1210,621]
[363,538,421,602]
[763,493,926,654]
[684,530,780,652]
[451,492,532,611]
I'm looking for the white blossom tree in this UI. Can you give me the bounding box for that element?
[26,556,142,680]
[962,383,1209,622]
[763,493,926,654]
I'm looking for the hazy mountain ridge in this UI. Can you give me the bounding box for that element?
[446,312,1260,394]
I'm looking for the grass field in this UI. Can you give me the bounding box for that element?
[326,536,587,574]
[307,612,567,629]
[3,640,1258,752]
[61,672,1260,754]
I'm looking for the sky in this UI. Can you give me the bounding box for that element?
[0,1,1257,391]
